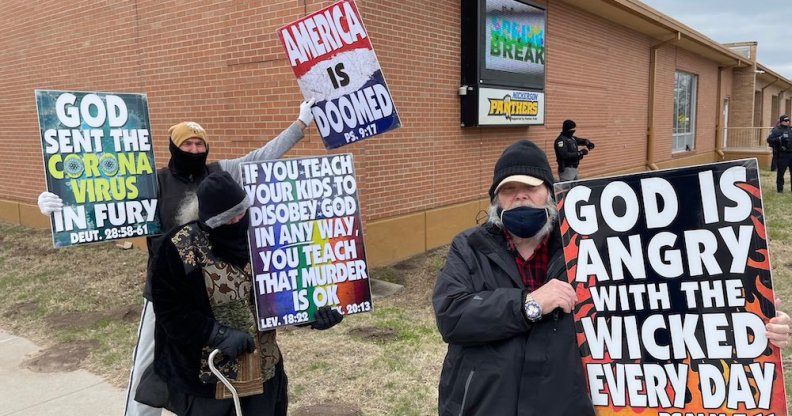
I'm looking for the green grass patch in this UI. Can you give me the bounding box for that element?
[2,167,792,413]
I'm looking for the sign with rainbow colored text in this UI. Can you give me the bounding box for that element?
[554,159,787,416]
[241,155,372,330]
[36,90,160,248]
[278,0,401,149]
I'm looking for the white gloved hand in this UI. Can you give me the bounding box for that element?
[298,98,316,127]
[37,191,63,215]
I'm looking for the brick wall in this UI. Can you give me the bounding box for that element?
[1,0,637,221]
[0,0,759,261]
[731,67,756,127]
[0,1,144,204]
[546,2,651,178]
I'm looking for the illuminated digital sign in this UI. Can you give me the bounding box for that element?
[461,0,546,126]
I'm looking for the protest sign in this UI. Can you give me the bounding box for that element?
[278,0,401,149]
[36,90,160,248]
[241,155,372,330]
[555,159,787,415]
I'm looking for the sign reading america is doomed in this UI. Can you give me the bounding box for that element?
[278,0,401,149]
[555,159,787,416]
[241,155,372,330]
[36,90,160,248]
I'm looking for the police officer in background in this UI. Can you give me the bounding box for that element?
[767,114,792,192]
[554,119,594,181]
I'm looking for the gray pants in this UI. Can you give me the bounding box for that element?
[124,299,161,416]
[559,167,579,181]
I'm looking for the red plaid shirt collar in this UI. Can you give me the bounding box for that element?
[504,231,549,291]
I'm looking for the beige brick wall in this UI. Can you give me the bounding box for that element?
[731,67,757,127]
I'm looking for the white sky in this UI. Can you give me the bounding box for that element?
[639,0,792,79]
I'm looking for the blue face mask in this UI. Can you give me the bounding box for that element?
[497,206,548,238]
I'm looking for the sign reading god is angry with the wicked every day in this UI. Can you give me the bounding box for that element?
[278,0,401,149]
[241,155,372,330]
[36,90,160,248]
[555,159,787,416]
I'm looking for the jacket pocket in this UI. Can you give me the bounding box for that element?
[458,369,475,415]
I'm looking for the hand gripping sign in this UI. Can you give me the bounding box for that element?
[278,0,401,149]
[554,159,787,415]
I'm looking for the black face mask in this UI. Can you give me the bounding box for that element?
[169,140,209,177]
[497,206,549,239]
[205,212,250,268]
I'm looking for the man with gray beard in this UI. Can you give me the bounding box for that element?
[432,140,594,416]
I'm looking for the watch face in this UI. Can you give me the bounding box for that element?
[525,301,541,320]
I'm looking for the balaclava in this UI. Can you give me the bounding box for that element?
[197,171,251,267]
[562,119,576,135]
[168,121,209,177]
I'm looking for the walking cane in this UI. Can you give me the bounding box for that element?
[208,349,243,416]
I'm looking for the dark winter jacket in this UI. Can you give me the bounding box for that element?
[433,223,594,416]
[151,222,280,398]
[767,125,792,153]
[553,133,588,170]
[143,162,221,300]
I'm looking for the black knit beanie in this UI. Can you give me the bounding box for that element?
[197,171,250,229]
[562,119,576,133]
[488,140,555,200]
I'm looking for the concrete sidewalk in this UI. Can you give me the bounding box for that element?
[0,330,126,416]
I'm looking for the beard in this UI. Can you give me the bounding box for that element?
[488,193,558,245]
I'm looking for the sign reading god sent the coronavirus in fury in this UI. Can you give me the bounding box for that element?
[278,0,401,149]
[36,90,160,248]
[555,159,787,416]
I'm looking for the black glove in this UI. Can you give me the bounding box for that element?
[579,148,589,156]
[586,141,595,150]
[209,323,255,360]
[310,306,344,330]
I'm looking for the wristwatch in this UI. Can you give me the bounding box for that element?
[524,293,542,322]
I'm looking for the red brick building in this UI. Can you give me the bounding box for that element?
[1,0,790,265]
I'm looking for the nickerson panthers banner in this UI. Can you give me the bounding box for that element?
[36,90,160,248]
[554,159,787,416]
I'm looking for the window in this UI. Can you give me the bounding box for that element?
[673,71,697,152]
[772,95,779,122]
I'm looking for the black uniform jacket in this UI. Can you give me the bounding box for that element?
[767,125,792,153]
[433,223,594,416]
[554,133,585,169]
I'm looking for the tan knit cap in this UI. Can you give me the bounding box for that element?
[168,121,207,147]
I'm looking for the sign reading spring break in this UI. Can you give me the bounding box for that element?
[554,159,787,416]
[278,0,401,149]
[241,155,372,330]
[36,90,160,248]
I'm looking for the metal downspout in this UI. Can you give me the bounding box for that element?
[715,67,725,159]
